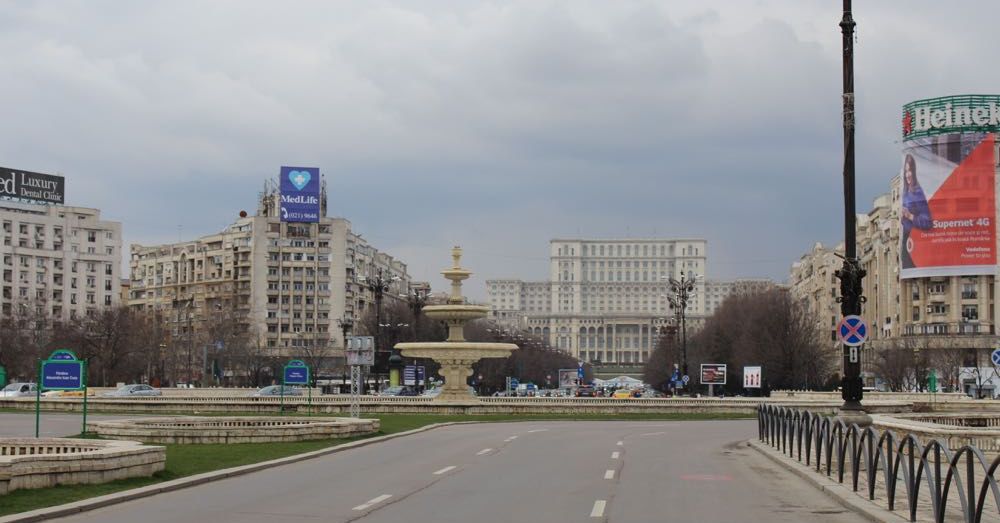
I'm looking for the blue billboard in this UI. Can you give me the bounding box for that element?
[279,166,321,223]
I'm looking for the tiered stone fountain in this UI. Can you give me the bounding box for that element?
[396,247,518,403]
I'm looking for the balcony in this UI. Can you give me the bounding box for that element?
[962,291,979,300]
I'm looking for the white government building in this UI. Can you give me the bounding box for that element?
[487,238,709,365]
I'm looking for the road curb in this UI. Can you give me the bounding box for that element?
[0,421,477,523]
[747,440,906,522]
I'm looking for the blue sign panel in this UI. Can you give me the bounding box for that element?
[283,360,310,385]
[991,349,1000,367]
[49,350,77,361]
[403,366,425,385]
[279,166,321,223]
[41,361,83,390]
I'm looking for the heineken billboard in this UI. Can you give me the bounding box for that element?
[900,95,999,279]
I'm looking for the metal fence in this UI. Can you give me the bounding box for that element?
[758,404,1000,523]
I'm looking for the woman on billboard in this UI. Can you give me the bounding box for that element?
[901,153,933,268]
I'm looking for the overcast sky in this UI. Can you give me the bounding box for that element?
[1,1,996,299]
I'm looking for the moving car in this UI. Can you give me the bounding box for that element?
[248,385,303,397]
[575,385,596,397]
[102,384,162,397]
[0,382,37,398]
[379,385,420,396]
[611,389,634,399]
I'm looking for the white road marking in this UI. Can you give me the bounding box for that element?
[611,451,620,459]
[616,440,623,446]
[604,469,615,480]
[527,429,549,433]
[353,494,392,511]
[477,448,492,455]
[433,466,457,475]
[504,436,518,442]
[591,500,607,517]
[640,431,666,436]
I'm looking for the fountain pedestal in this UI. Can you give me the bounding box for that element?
[395,247,517,403]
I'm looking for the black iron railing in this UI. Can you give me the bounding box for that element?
[758,405,1000,522]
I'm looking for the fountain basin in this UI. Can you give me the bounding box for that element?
[398,342,517,403]
[87,416,379,444]
[421,305,490,322]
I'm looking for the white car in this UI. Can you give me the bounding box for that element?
[0,382,37,398]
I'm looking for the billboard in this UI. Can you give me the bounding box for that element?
[743,366,762,389]
[279,166,321,223]
[0,166,65,205]
[558,369,580,388]
[900,96,999,279]
[700,364,727,385]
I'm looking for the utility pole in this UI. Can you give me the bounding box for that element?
[835,0,870,425]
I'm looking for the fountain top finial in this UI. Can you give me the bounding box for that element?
[451,246,462,268]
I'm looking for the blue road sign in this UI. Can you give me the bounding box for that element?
[577,365,585,379]
[682,375,690,384]
[991,349,1000,367]
[283,360,310,385]
[510,378,519,388]
[837,315,868,347]
[41,361,83,390]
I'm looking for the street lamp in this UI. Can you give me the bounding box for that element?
[400,286,431,392]
[663,273,700,394]
[358,268,400,388]
[337,315,354,390]
[835,0,869,425]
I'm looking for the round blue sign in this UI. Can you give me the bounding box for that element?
[837,315,868,347]
[991,349,1000,367]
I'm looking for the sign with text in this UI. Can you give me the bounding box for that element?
[279,166,321,223]
[743,366,762,388]
[41,350,84,391]
[900,96,997,279]
[283,360,310,385]
[0,166,65,205]
[403,366,425,386]
[700,364,727,385]
[558,369,579,388]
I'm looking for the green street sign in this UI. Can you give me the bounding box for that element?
[41,350,84,391]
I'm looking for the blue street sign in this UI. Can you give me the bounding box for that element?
[681,375,690,385]
[283,360,309,385]
[577,366,585,379]
[510,378,519,388]
[403,366,425,385]
[991,349,1000,367]
[837,315,868,347]
[41,361,83,390]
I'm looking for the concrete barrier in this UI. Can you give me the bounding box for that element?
[0,438,164,495]
[87,417,379,444]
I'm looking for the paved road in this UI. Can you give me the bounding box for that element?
[44,420,863,523]
[0,412,141,437]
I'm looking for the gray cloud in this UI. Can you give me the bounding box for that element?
[0,1,995,299]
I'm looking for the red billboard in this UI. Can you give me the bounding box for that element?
[900,96,999,279]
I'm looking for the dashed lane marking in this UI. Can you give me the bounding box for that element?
[353,494,392,511]
[433,466,457,475]
[611,451,620,459]
[477,448,492,456]
[604,469,615,480]
[591,500,607,518]
[616,441,623,446]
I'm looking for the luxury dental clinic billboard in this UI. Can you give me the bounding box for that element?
[900,95,999,279]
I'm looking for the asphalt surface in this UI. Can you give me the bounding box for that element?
[0,412,139,438]
[41,420,865,523]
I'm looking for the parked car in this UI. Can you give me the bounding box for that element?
[575,385,596,397]
[0,382,37,398]
[248,385,303,397]
[611,389,634,399]
[102,384,162,397]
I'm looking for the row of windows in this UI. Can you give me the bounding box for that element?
[556,243,702,258]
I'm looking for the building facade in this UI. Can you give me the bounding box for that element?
[1,202,122,320]
[487,238,708,365]
[128,184,411,380]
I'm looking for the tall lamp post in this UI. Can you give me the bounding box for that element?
[664,274,699,394]
[359,268,399,389]
[337,315,354,390]
[836,0,869,424]
[401,286,431,391]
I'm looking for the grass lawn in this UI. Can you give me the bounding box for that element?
[0,411,749,516]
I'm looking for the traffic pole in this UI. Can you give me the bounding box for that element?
[81,361,88,437]
[34,360,41,438]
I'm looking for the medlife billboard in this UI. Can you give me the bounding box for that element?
[900,95,999,279]
[0,166,65,205]
[279,166,321,223]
